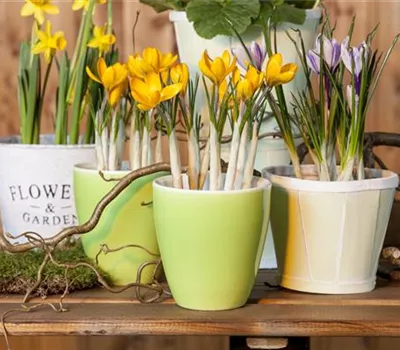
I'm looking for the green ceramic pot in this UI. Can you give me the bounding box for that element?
[153,175,271,311]
[73,164,167,286]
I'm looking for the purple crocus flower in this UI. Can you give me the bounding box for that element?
[232,40,266,71]
[306,35,342,74]
[341,37,370,95]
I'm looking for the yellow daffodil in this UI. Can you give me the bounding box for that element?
[130,73,182,111]
[86,58,128,106]
[87,25,116,56]
[20,0,59,25]
[127,54,154,79]
[170,63,189,93]
[32,21,67,63]
[265,53,297,88]
[72,0,106,12]
[199,50,237,85]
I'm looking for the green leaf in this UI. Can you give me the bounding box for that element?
[271,3,307,25]
[139,0,189,12]
[285,0,318,9]
[186,0,260,39]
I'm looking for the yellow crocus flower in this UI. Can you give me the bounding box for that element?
[127,54,154,79]
[86,58,128,106]
[265,53,297,88]
[130,73,182,111]
[32,21,67,63]
[72,0,106,12]
[87,25,116,56]
[232,65,264,102]
[199,50,237,85]
[170,63,189,93]
[20,0,59,25]
[142,48,178,73]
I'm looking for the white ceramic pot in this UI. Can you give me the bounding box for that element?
[170,8,321,133]
[0,135,96,242]
[263,165,398,294]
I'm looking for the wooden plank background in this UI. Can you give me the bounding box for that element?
[1,1,400,350]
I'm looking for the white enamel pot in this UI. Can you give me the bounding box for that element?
[0,135,95,242]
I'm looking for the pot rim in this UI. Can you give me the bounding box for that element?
[169,7,322,22]
[263,165,399,193]
[153,173,271,195]
[0,135,94,149]
[74,163,131,176]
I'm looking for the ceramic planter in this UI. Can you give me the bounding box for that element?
[263,165,399,294]
[0,135,95,243]
[153,174,271,311]
[73,164,167,286]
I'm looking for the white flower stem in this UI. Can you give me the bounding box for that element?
[95,115,105,171]
[198,139,210,190]
[141,127,149,167]
[209,124,221,191]
[169,129,183,189]
[242,121,259,190]
[187,128,200,190]
[108,110,118,171]
[338,156,355,181]
[129,112,136,170]
[234,121,249,190]
[132,129,142,171]
[155,128,163,163]
[224,120,241,191]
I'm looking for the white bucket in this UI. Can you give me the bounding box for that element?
[263,165,398,294]
[0,135,96,242]
[170,9,321,133]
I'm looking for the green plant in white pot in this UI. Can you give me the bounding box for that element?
[263,17,400,294]
[0,0,112,242]
[130,47,299,310]
[141,0,321,268]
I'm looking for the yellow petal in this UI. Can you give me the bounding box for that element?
[43,48,53,64]
[199,50,216,83]
[143,47,161,72]
[20,2,35,16]
[160,83,183,102]
[130,78,152,105]
[108,85,123,106]
[232,67,241,86]
[160,52,178,71]
[219,79,227,102]
[43,3,59,15]
[72,0,85,11]
[31,41,47,54]
[34,9,45,25]
[93,26,105,38]
[102,67,117,89]
[145,72,162,93]
[86,66,102,84]
[112,63,128,86]
[265,53,283,87]
[97,57,107,78]
[210,58,226,84]
[137,103,153,111]
[222,50,231,69]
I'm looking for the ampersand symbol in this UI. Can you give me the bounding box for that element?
[45,203,55,213]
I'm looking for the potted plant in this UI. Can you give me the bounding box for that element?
[262,17,400,294]
[0,0,109,242]
[126,45,298,310]
[140,0,321,269]
[73,42,178,285]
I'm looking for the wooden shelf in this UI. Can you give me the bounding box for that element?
[1,272,400,337]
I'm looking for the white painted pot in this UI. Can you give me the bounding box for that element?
[0,135,96,242]
[263,165,398,294]
[170,9,321,133]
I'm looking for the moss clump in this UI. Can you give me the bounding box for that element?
[0,241,106,296]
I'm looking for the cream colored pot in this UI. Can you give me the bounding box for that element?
[263,165,398,294]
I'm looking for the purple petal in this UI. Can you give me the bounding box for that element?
[306,50,320,74]
[322,35,334,68]
[341,45,352,73]
[232,46,248,70]
[331,38,341,69]
[251,41,264,70]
